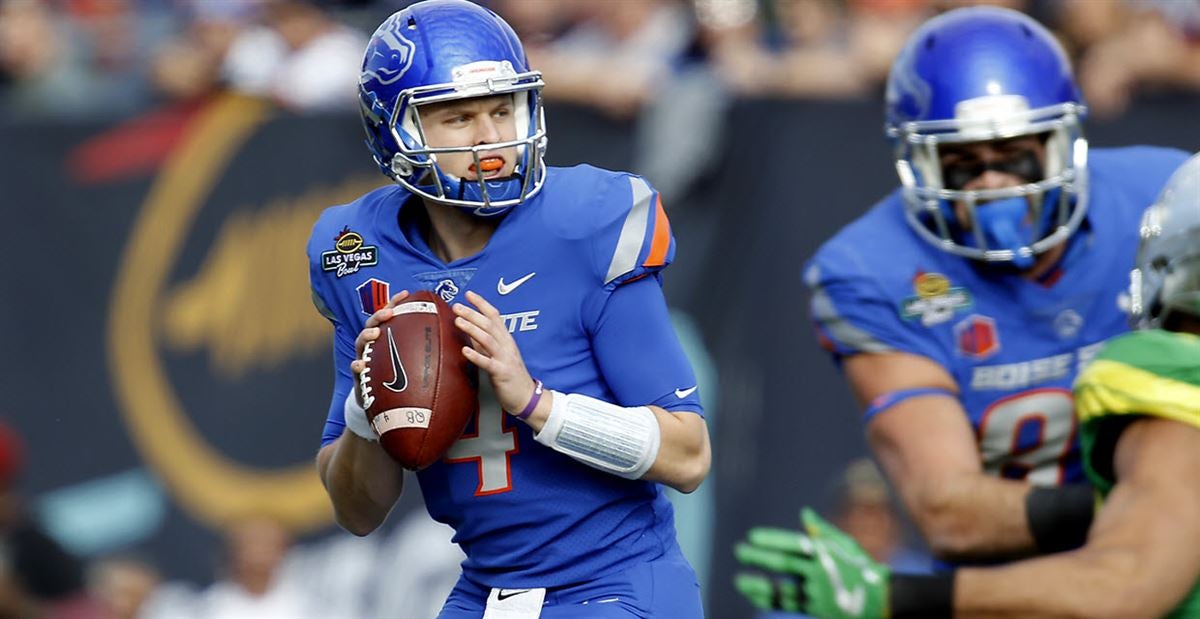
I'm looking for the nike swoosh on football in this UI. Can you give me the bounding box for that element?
[675,386,698,398]
[383,329,408,392]
[496,589,529,601]
[497,272,536,295]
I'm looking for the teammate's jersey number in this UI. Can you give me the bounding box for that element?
[444,404,519,496]
[977,388,1076,485]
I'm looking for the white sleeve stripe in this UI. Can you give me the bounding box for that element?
[604,176,654,284]
[311,288,337,323]
[810,283,893,353]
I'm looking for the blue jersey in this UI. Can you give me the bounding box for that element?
[308,165,703,589]
[806,146,1188,486]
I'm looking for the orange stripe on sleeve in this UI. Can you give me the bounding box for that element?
[643,196,671,267]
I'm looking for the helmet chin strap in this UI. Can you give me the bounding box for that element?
[966,196,1037,269]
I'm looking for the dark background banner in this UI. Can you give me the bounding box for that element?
[3,94,1196,617]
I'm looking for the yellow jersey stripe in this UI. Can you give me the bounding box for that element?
[1075,359,1200,429]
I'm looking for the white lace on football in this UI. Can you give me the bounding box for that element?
[359,341,376,410]
[344,342,378,441]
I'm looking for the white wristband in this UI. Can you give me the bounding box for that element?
[343,391,378,442]
[534,391,661,480]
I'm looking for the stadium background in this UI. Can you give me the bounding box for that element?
[2,0,1199,617]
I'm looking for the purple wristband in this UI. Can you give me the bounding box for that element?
[515,379,544,420]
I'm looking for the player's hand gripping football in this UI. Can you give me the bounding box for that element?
[452,290,537,416]
[735,508,889,619]
[350,290,411,405]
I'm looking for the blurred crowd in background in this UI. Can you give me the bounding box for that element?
[3,0,1198,200]
[4,0,1200,617]
[2,0,1199,124]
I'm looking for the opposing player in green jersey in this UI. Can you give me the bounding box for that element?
[736,152,1200,618]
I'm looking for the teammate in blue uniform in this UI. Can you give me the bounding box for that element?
[735,154,1200,619]
[308,2,710,617]
[735,6,1187,617]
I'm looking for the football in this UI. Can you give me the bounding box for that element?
[360,290,478,469]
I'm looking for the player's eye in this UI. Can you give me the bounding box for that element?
[942,159,984,190]
[942,150,1042,190]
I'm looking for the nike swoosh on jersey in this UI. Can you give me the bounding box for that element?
[496,589,529,601]
[383,329,408,392]
[675,386,698,398]
[497,272,536,295]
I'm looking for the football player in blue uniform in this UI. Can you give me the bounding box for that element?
[735,6,1188,617]
[307,2,710,617]
[734,154,1200,619]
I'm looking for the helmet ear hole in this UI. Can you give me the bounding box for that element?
[391,154,414,178]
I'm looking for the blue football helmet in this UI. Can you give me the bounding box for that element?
[885,7,1088,268]
[358,0,547,217]
[1130,152,1200,329]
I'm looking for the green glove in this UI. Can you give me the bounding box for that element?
[735,507,890,619]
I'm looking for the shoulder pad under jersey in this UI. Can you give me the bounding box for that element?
[1075,329,1200,429]
[541,165,675,288]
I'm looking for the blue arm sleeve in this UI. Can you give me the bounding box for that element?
[309,249,359,448]
[319,323,358,447]
[589,276,704,415]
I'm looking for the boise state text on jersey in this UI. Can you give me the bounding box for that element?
[806,146,1190,486]
[308,165,704,589]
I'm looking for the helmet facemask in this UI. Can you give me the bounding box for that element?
[892,99,1089,268]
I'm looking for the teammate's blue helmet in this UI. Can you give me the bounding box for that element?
[886,7,1087,268]
[359,0,547,216]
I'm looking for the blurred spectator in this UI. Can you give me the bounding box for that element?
[847,0,930,88]
[87,557,161,619]
[184,515,310,619]
[492,0,575,47]
[722,0,865,97]
[150,1,258,104]
[757,458,929,619]
[223,0,366,112]
[134,510,461,619]
[831,458,929,573]
[510,0,729,199]
[1053,0,1126,54]
[934,0,1027,10]
[62,0,160,115]
[709,0,927,98]
[0,0,99,120]
[524,0,693,119]
[0,0,164,121]
[0,420,102,618]
[1076,0,1200,118]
